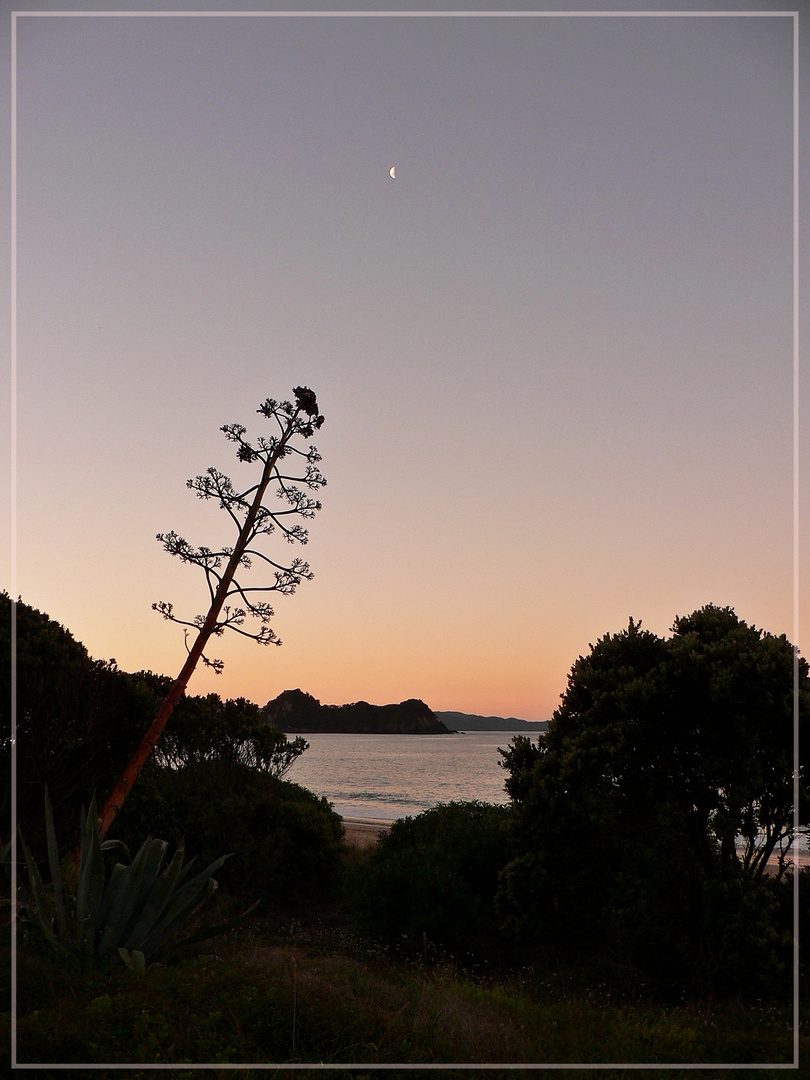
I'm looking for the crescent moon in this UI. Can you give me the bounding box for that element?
[389,166,396,179]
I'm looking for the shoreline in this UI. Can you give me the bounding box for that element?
[341,816,394,850]
[340,816,810,865]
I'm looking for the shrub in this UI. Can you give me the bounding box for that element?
[1,595,307,862]
[16,790,229,971]
[352,800,512,961]
[497,607,806,999]
[1,595,161,855]
[147,687,308,776]
[692,873,794,999]
[112,761,344,906]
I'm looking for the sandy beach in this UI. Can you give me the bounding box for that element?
[342,816,393,850]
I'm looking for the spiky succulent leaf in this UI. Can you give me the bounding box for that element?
[121,847,186,950]
[97,862,127,928]
[76,799,106,955]
[17,831,61,948]
[101,838,131,862]
[137,854,231,957]
[118,948,147,974]
[43,788,69,944]
[156,898,263,962]
[97,838,167,957]
[18,794,229,968]
[138,878,217,959]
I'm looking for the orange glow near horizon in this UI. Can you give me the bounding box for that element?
[8,14,802,725]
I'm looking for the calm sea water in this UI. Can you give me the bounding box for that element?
[284,731,520,820]
[284,732,808,863]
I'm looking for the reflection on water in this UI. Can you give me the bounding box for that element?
[285,733,809,864]
[285,731,516,821]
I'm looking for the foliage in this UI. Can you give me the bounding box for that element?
[132,673,308,776]
[497,605,805,997]
[16,790,229,971]
[112,762,344,905]
[0,593,159,853]
[1,597,306,859]
[352,801,512,960]
[9,917,799,1068]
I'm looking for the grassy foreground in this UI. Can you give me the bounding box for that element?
[3,871,804,1079]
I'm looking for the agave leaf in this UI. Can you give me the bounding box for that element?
[138,877,219,959]
[139,873,215,952]
[97,838,167,957]
[101,838,131,863]
[76,799,106,956]
[138,855,231,958]
[156,898,263,963]
[173,853,199,885]
[97,861,128,929]
[17,830,60,947]
[121,847,186,951]
[161,853,231,919]
[121,839,171,929]
[18,793,229,968]
[117,947,146,974]
[43,788,69,944]
[179,853,231,890]
[16,879,63,950]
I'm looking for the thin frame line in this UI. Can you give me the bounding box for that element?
[792,6,801,1069]
[5,1064,803,1072]
[8,9,804,17]
[9,6,800,1072]
[9,6,18,1069]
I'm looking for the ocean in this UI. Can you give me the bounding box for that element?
[284,730,520,821]
[283,731,808,865]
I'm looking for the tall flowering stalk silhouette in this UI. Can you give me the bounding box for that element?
[97,387,325,838]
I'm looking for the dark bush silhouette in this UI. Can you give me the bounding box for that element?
[143,681,308,776]
[497,605,806,998]
[1,593,157,854]
[112,762,344,905]
[3,595,310,876]
[353,801,512,961]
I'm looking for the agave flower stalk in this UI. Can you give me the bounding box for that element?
[96,387,325,839]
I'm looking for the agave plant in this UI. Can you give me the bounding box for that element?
[17,789,231,972]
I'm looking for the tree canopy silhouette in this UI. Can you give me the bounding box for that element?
[1,593,155,850]
[498,605,806,995]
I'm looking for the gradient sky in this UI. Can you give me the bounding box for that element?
[5,1,807,721]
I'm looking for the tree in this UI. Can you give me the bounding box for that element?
[1,593,156,851]
[665,605,803,877]
[497,606,806,995]
[97,387,325,838]
[144,686,309,778]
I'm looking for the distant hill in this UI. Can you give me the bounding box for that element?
[436,711,549,732]
[262,689,452,734]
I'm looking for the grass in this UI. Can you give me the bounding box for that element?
[3,882,803,1078]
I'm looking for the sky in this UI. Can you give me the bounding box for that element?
[4,0,807,721]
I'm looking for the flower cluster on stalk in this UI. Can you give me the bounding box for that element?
[152,389,325,672]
